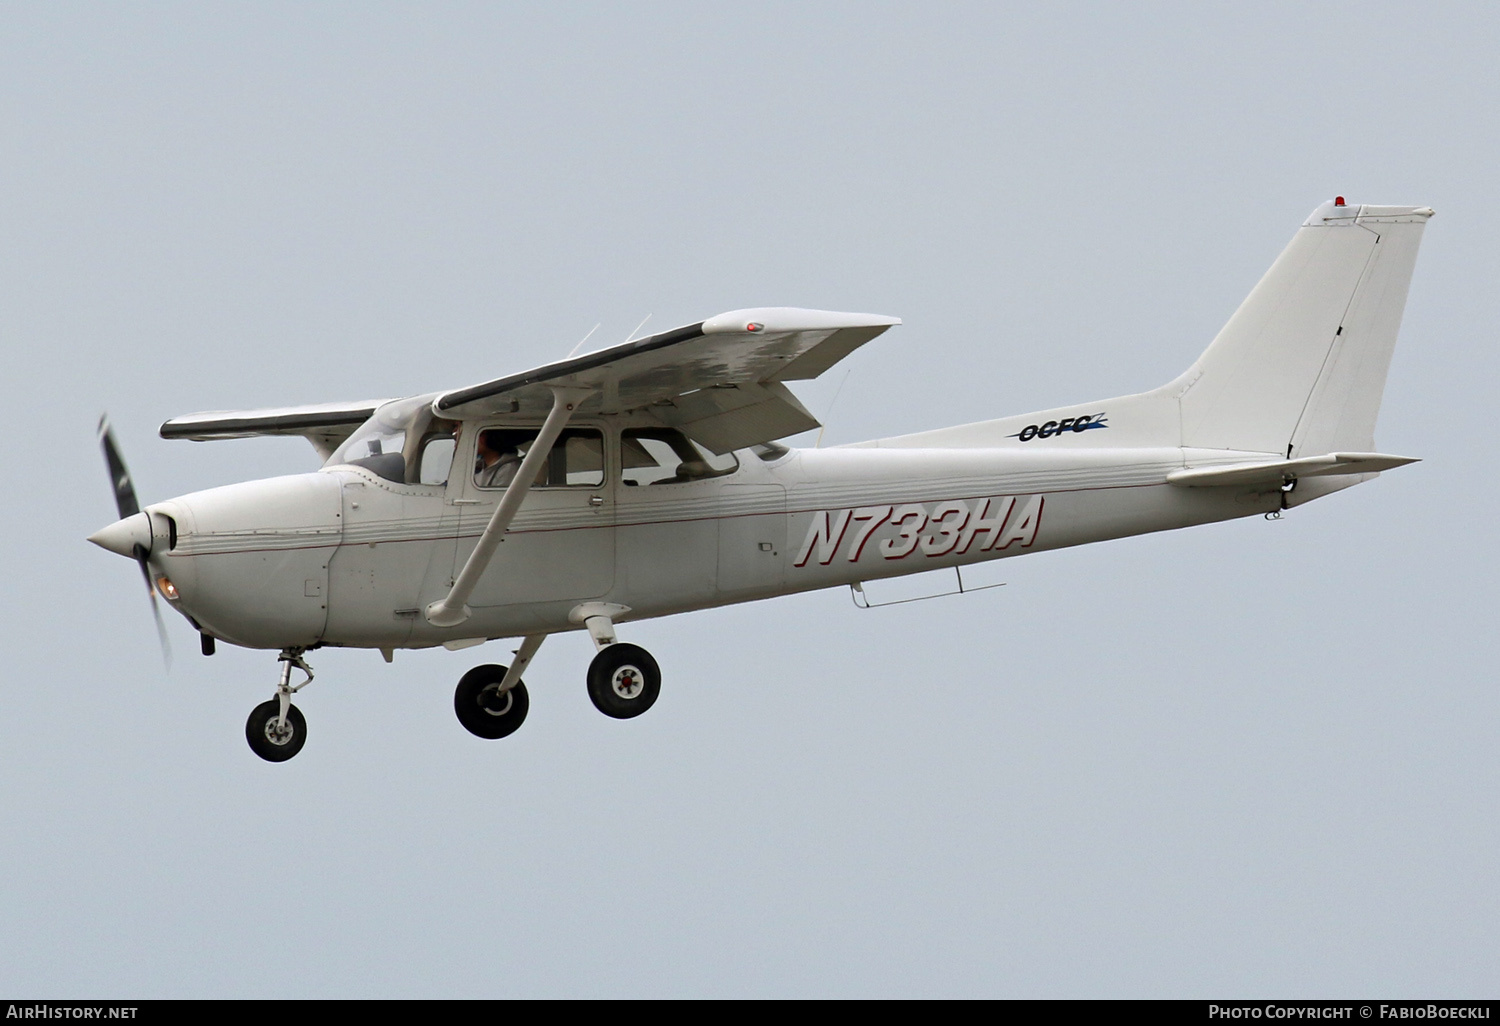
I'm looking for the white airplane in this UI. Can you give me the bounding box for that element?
[90,198,1432,761]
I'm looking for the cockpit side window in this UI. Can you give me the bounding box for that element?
[473,428,605,490]
[417,433,457,486]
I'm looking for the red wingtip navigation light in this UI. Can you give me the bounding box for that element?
[1335,196,1346,206]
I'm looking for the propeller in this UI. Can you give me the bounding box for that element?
[97,415,171,667]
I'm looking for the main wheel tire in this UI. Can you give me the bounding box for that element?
[454,664,530,739]
[245,699,307,762]
[586,643,661,719]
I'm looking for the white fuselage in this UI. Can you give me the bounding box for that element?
[142,420,1290,652]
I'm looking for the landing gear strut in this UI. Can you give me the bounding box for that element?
[454,665,531,738]
[587,643,661,719]
[449,607,664,739]
[574,604,661,719]
[453,633,542,739]
[246,649,313,762]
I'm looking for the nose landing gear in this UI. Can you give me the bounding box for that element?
[245,649,313,762]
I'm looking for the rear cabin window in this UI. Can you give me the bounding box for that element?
[620,429,737,486]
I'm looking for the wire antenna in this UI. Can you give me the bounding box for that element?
[566,323,601,358]
[814,369,853,448]
[623,314,652,343]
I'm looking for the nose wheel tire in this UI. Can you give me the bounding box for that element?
[587,643,661,719]
[245,700,307,762]
[454,664,530,739]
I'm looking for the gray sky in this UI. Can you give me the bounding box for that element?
[2,2,1495,997]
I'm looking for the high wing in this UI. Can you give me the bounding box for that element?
[433,307,900,453]
[156,307,900,460]
[160,399,396,461]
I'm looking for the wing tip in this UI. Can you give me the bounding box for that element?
[701,308,901,334]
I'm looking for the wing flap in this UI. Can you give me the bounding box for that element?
[433,308,899,442]
[656,381,819,454]
[1167,451,1419,488]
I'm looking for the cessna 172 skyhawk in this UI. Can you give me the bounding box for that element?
[90,198,1431,761]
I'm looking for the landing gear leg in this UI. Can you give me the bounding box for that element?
[245,649,313,762]
[574,606,661,720]
[454,633,541,739]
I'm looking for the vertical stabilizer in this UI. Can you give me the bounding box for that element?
[1173,200,1432,454]
[860,200,1431,457]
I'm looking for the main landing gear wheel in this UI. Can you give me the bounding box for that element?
[587,643,661,719]
[245,700,307,762]
[454,664,530,739]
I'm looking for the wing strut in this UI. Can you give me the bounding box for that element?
[425,386,592,628]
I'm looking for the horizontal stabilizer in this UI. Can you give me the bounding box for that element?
[1167,452,1419,488]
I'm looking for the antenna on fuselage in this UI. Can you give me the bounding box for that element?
[566,323,601,358]
[623,314,652,343]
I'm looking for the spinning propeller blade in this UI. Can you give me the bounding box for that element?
[97,416,171,668]
[99,415,140,520]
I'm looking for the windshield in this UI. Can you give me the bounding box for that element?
[325,393,447,483]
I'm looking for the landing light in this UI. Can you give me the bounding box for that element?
[155,576,179,602]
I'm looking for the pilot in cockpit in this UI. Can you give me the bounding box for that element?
[474,430,524,489]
